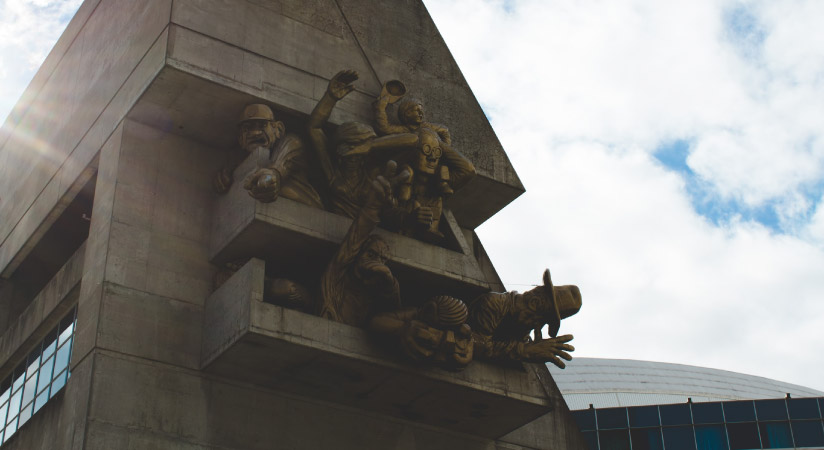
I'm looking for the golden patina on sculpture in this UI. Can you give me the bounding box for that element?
[216,69,582,371]
[214,104,322,208]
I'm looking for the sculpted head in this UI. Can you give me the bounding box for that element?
[414,128,442,175]
[238,104,285,152]
[355,235,391,281]
[398,98,424,127]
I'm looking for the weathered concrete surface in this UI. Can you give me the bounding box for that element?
[202,258,552,439]
[0,1,586,449]
[0,0,170,277]
[211,149,493,303]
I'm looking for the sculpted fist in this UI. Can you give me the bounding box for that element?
[522,334,575,369]
[328,69,359,100]
[243,168,281,203]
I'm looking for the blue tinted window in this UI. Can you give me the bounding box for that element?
[788,397,820,419]
[727,422,761,449]
[723,401,756,423]
[630,427,663,450]
[630,406,660,428]
[573,409,597,431]
[693,402,724,424]
[663,426,696,450]
[791,420,824,447]
[758,421,792,448]
[695,424,729,450]
[661,403,692,426]
[755,399,787,421]
[582,431,598,450]
[599,429,630,450]
[597,408,628,430]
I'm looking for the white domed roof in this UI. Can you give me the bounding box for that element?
[548,358,824,410]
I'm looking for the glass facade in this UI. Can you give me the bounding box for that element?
[573,395,824,450]
[0,307,76,445]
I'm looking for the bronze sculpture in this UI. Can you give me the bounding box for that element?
[308,71,418,218]
[468,269,580,369]
[370,295,474,370]
[317,161,410,327]
[214,72,583,371]
[214,104,322,208]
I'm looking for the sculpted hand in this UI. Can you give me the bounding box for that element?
[214,167,233,194]
[412,203,434,227]
[523,334,575,369]
[370,160,412,210]
[328,69,359,100]
[243,168,281,203]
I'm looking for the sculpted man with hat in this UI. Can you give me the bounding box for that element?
[469,269,581,369]
[214,103,322,208]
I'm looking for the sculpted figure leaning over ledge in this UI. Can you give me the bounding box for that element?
[213,104,322,208]
[469,269,581,369]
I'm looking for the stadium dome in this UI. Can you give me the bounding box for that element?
[547,358,824,410]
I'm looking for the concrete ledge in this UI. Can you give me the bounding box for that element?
[209,151,493,303]
[202,258,553,439]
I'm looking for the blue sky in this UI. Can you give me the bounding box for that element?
[2,0,824,391]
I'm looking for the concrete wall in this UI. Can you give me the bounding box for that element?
[0,1,586,449]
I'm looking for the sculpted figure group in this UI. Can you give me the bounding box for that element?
[214,70,582,371]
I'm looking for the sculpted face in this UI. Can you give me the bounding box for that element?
[514,288,551,331]
[238,119,277,152]
[355,237,391,282]
[399,100,424,126]
[415,129,442,175]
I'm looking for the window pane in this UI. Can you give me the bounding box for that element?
[42,334,57,360]
[723,401,756,423]
[7,390,21,424]
[5,417,16,437]
[755,399,787,421]
[597,408,628,429]
[630,427,664,450]
[12,364,26,392]
[54,341,71,378]
[37,356,54,394]
[58,315,74,345]
[21,374,37,408]
[791,420,824,447]
[693,402,724,424]
[695,424,729,450]
[34,391,49,413]
[0,387,9,406]
[630,406,660,428]
[18,403,32,427]
[51,370,67,395]
[758,421,792,448]
[663,426,696,450]
[727,422,761,450]
[573,409,597,431]
[0,403,6,427]
[599,429,631,450]
[788,397,820,419]
[661,404,692,426]
[582,431,599,450]
[26,348,41,380]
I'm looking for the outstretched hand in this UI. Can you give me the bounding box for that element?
[370,160,412,209]
[523,334,575,369]
[328,69,359,100]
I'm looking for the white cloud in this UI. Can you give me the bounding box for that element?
[0,0,83,124]
[426,0,824,391]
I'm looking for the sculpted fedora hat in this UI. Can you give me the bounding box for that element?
[542,269,582,338]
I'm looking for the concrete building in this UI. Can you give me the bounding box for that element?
[0,1,586,449]
[548,358,824,450]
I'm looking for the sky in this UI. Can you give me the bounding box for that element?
[2,0,823,392]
